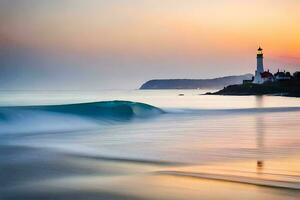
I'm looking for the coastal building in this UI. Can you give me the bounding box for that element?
[243,47,293,85]
[274,70,292,81]
[253,47,264,84]
[251,47,291,84]
[261,70,275,83]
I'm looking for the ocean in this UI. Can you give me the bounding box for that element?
[0,90,299,200]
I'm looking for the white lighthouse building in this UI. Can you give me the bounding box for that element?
[253,47,264,84]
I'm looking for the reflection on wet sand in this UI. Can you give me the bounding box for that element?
[256,96,265,172]
[2,154,300,200]
[153,97,300,191]
[1,141,300,199]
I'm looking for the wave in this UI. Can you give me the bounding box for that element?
[1,100,299,135]
[157,170,300,190]
[0,101,164,120]
[166,107,300,116]
[0,101,164,135]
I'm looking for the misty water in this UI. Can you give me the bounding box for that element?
[0,90,300,200]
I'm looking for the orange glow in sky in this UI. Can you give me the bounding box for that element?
[1,0,299,57]
[1,0,300,89]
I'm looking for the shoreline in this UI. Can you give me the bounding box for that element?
[205,93,300,98]
[206,81,300,98]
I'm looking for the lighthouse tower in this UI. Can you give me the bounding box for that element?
[253,47,264,84]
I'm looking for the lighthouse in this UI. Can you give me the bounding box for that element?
[253,47,264,84]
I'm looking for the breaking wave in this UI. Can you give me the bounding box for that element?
[0,101,164,135]
[1,100,300,135]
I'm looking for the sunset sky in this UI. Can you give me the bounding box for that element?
[1,0,300,89]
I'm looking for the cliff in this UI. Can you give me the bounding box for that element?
[140,74,253,90]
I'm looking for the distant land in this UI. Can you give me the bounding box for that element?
[140,74,253,90]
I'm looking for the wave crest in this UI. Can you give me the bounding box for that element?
[0,101,164,135]
[1,101,164,120]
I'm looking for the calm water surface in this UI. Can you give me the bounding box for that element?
[0,90,299,200]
